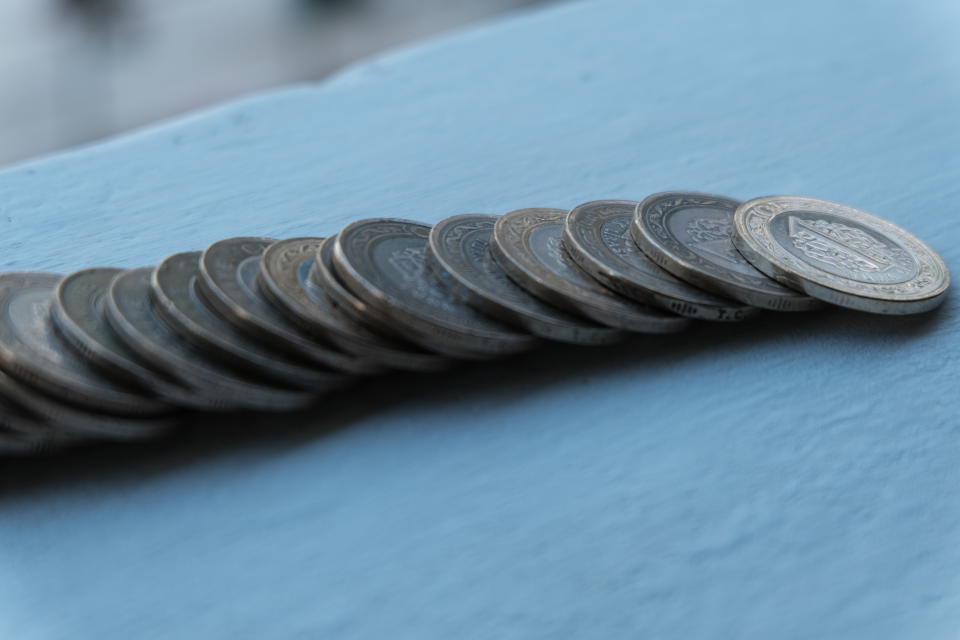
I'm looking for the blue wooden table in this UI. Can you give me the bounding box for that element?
[2,0,959,638]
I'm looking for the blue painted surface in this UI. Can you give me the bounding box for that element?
[1,0,960,637]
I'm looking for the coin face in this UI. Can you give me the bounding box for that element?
[106,268,315,411]
[632,192,822,312]
[491,209,689,333]
[52,267,208,408]
[733,195,950,314]
[152,252,343,390]
[259,238,448,372]
[0,272,169,417]
[562,200,758,322]
[199,237,378,375]
[334,218,537,358]
[427,214,623,344]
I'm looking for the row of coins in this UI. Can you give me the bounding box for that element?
[0,192,949,455]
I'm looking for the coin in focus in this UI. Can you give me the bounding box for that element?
[733,195,950,314]
[562,200,757,322]
[491,208,689,333]
[258,237,448,372]
[428,213,623,344]
[631,191,822,311]
[333,218,538,358]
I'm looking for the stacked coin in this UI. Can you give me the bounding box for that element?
[0,192,948,455]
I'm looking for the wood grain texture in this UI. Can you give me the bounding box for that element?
[2,0,960,638]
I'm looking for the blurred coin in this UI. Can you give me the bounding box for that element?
[199,237,378,375]
[0,367,172,442]
[106,268,315,411]
[258,237,448,372]
[491,209,689,333]
[52,267,210,409]
[0,392,60,454]
[632,192,821,311]
[333,218,538,358]
[0,272,169,417]
[428,214,623,344]
[563,200,757,322]
[734,195,950,314]
[151,252,342,391]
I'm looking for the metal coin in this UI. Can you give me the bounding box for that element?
[151,252,342,391]
[259,238,449,372]
[199,237,378,375]
[106,268,315,412]
[0,272,169,417]
[733,195,950,314]
[427,214,624,344]
[311,235,420,341]
[0,391,61,453]
[563,200,757,322]
[333,218,538,358]
[632,191,822,311]
[0,367,172,442]
[52,267,211,409]
[491,209,690,333]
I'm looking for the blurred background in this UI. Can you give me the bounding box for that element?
[0,0,552,168]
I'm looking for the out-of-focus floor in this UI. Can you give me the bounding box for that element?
[0,0,548,168]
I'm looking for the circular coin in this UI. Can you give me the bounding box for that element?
[428,214,623,344]
[733,195,950,314]
[563,200,757,322]
[0,272,169,417]
[199,237,378,375]
[491,209,689,333]
[106,268,315,411]
[259,238,448,372]
[0,367,173,442]
[151,252,343,391]
[333,218,538,358]
[632,191,822,311]
[52,267,210,409]
[0,392,60,453]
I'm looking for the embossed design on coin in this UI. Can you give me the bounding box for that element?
[491,208,689,333]
[427,214,622,344]
[0,271,168,417]
[334,218,536,358]
[562,200,755,321]
[632,191,821,312]
[734,195,949,314]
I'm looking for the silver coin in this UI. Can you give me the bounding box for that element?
[0,272,170,417]
[151,252,342,391]
[0,392,62,453]
[52,267,211,409]
[333,218,538,358]
[199,237,378,375]
[491,209,690,333]
[106,268,315,412]
[632,192,822,312]
[258,238,449,372]
[733,195,950,314]
[427,214,624,344]
[311,235,419,341]
[0,367,172,442]
[562,200,758,322]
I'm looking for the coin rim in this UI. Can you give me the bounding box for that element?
[733,195,951,314]
[631,191,823,312]
[491,208,690,333]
